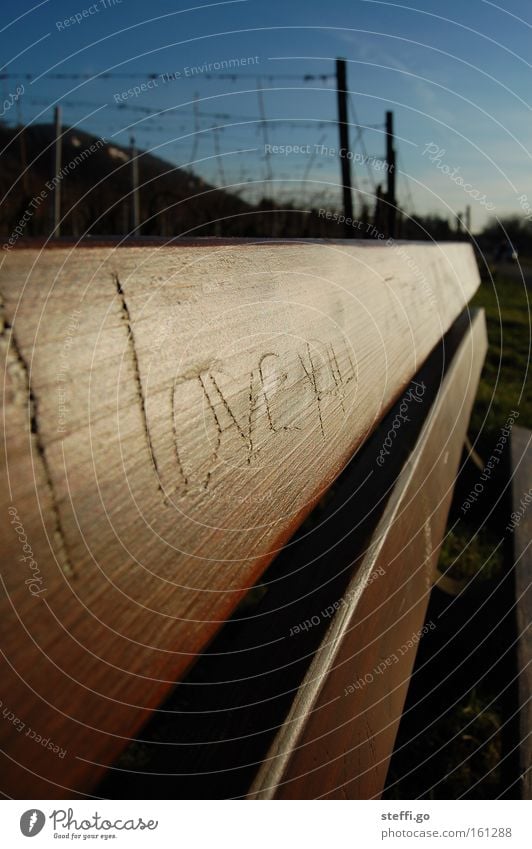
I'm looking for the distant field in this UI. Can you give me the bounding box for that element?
[439,271,530,585]
[385,272,530,799]
[469,271,531,445]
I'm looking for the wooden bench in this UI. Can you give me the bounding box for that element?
[0,238,486,798]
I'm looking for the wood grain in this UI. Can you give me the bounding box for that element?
[249,308,487,799]
[0,240,480,796]
[511,426,532,799]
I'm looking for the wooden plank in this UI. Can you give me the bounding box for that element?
[96,309,477,800]
[0,240,480,796]
[249,308,487,799]
[511,426,532,799]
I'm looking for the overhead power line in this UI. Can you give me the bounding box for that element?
[348,95,377,193]
[257,77,273,188]
[20,96,380,132]
[0,71,335,82]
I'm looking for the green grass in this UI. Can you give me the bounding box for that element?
[469,274,531,445]
[436,274,530,585]
[386,689,502,800]
[439,692,502,799]
[387,273,529,798]
[433,271,530,796]
[438,524,504,584]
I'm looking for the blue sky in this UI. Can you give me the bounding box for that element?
[2,0,532,230]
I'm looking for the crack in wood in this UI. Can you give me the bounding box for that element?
[171,384,188,490]
[327,344,346,413]
[299,343,326,439]
[247,369,255,465]
[169,341,357,493]
[114,274,165,500]
[259,353,278,434]
[207,373,250,447]
[365,718,377,762]
[206,371,257,474]
[0,293,73,576]
[258,353,299,434]
[198,372,223,490]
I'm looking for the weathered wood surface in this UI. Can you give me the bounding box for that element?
[94,308,479,799]
[0,240,480,796]
[249,308,487,799]
[511,426,532,799]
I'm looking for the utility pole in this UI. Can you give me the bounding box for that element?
[213,127,225,236]
[130,135,140,234]
[190,93,200,164]
[53,105,62,237]
[374,183,384,234]
[385,110,397,239]
[17,88,29,194]
[336,58,354,237]
[465,205,471,234]
[213,126,226,187]
[19,124,29,194]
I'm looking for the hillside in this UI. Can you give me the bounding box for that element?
[0,122,256,239]
[0,122,467,242]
